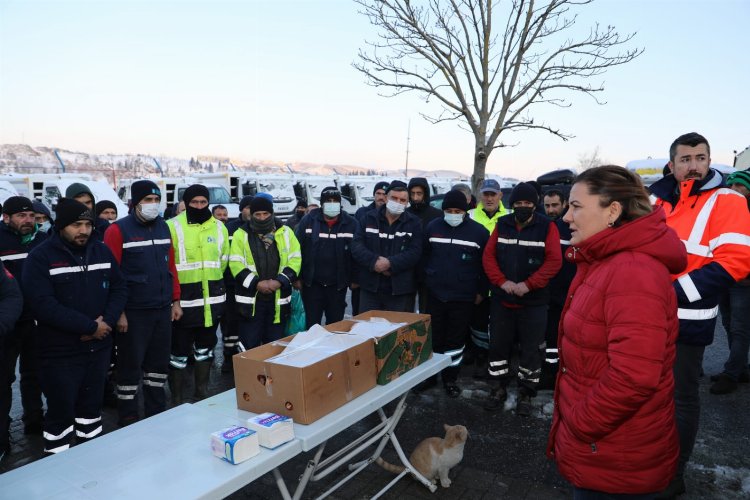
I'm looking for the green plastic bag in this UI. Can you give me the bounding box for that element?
[285,289,306,336]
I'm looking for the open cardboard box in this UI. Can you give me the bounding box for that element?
[325,310,432,385]
[233,334,377,424]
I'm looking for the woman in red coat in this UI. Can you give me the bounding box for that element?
[547,166,687,499]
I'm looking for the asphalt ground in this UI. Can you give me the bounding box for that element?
[2,321,749,499]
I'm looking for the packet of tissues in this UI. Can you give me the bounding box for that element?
[247,413,295,449]
[210,425,260,464]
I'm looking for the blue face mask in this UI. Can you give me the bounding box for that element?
[323,202,341,218]
[444,213,464,227]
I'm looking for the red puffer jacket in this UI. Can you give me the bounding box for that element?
[546,207,686,493]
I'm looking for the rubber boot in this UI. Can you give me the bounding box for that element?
[194,360,212,400]
[168,369,185,406]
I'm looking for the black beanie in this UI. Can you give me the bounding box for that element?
[386,180,408,193]
[65,183,95,203]
[441,190,468,212]
[95,200,117,218]
[295,199,308,209]
[55,198,94,229]
[2,196,34,216]
[509,182,539,206]
[131,180,161,206]
[250,196,274,214]
[182,184,210,204]
[239,195,254,211]
[320,186,341,202]
[373,181,389,195]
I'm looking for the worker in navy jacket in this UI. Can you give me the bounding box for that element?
[23,198,127,454]
[416,190,489,398]
[0,259,22,461]
[295,187,358,328]
[352,181,423,313]
[0,196,47,436]
[104,180,181,426]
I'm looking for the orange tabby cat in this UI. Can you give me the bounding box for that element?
[376,424,468,488]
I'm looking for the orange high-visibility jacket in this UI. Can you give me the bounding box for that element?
[649,169,750,345]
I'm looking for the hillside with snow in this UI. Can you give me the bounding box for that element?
[0,144,467,183]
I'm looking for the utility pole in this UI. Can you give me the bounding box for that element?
[404,120,411,178]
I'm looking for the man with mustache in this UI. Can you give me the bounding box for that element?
[0,196,47,441]
[650,132,750,498]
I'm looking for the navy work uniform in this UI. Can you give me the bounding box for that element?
[104,180,180,425]
[23,199,126,453]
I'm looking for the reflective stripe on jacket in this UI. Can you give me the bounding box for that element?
[167,213,229,328]
[229,223,301,324]
[650,170,750,345]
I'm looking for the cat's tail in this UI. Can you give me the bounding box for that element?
[375,457,406,474]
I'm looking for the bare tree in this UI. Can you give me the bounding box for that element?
[354,0,642,192]
[576,145,607,171]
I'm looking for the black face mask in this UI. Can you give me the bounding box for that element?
[185,205,212,225]
[249,216,275,234]
[296,210,306,218]
[513,207,534,224]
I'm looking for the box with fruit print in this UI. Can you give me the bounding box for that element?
[324,310,432,385]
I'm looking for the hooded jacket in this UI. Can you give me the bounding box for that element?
[547,207,686,494]
[406,178,443,228]
[649,169,750,345]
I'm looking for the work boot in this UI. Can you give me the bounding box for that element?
[444,383,461,399]
[516,394,532,417]
[22,411,44,436]
[655,476,686,499]
[473,353,489,380]
[483,385,507,412]
[194,360,212,400]
[710,374,738,395]
[168,370,185,406]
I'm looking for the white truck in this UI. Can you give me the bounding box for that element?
[0,173,128,219]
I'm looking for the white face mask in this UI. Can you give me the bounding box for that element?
[386,199,406,215]
[444,213,464,227]
[322,202,341,218]
[139,202,160,221]
[39,221,51,233]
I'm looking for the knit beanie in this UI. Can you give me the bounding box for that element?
[65,182,94,202]
[373,181,389,194]
[2,196,34,216]
[295,199,308,209]
[256,192,273,202]
[55,198,94,229]
[727,170,750,192]
[250,196,274,214]
[130,180,161,206]
[182,184,210,204]
[386,180,408,193]
[95,200,117,218]
[239,195,254,211]
[320,187,342,202]
[509,182,539,206]
[441,190,468,212]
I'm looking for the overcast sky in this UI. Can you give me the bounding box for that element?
[1,0,747,179]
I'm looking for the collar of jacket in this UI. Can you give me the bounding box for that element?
[650,168,724,205]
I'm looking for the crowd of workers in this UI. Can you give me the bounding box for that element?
[0,131,749,499]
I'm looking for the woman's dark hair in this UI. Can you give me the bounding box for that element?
[574,165,652,226]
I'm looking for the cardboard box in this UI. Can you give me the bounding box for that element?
[233,334,377,424]
[325,310,432,385]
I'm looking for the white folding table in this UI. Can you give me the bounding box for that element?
[0,403,302,499]
[197,352,451,499]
